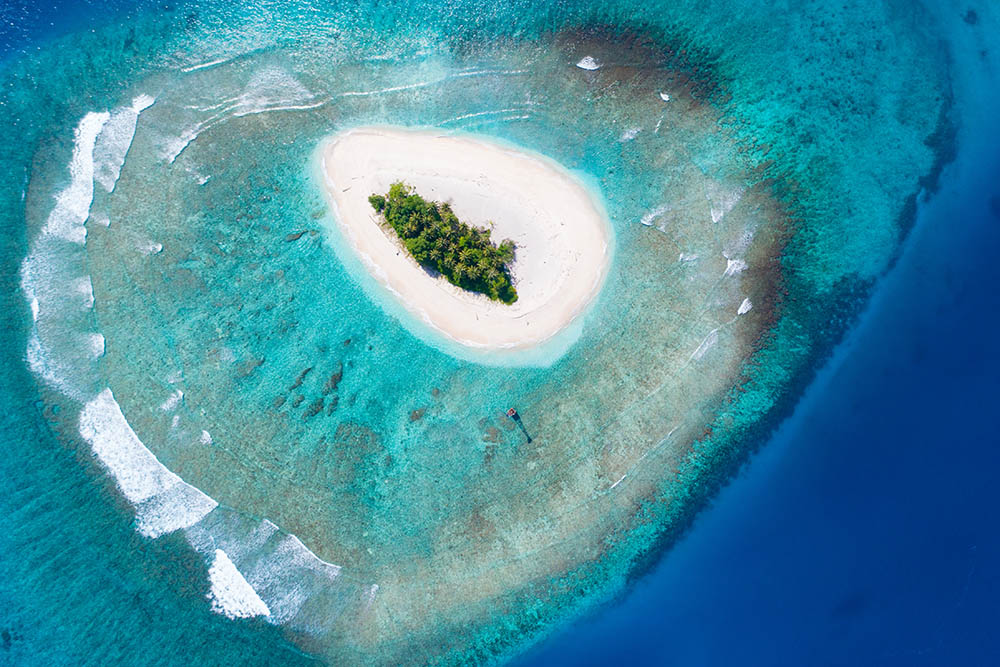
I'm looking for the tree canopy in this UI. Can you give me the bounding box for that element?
[368,182,518,304]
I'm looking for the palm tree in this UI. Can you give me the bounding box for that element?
[370,181,518,303]
[498,239,515,264]
[403,217,419,238]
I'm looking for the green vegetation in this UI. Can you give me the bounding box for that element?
[368,182,518,304]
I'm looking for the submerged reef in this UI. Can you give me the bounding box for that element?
[0,0,952,664]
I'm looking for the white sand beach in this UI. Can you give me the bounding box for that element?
[319,126,612,349]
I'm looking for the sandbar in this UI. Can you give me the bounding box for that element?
[319,126,612,349]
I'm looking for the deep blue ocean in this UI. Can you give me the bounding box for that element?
[2,0,997,665]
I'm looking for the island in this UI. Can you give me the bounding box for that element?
[318,126,612,349]
[368,182,518,304]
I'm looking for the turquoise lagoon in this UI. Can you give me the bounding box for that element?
[0,1,953,664]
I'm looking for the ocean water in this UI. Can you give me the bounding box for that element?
[0,0,985,665]
[519,4,1000,663]
[522,145,1000,666]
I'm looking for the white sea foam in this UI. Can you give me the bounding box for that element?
[21,101,367,619]
[232,100,327,118]
[20,245,55,314]
[208,549,271,619]
[87,333,105,358]
[160,128,199,164]
[707,182,745,224]
[181,57,233,73]
[159,389,183,412]
[339,69,527,98]
[72,389,364,630]
[21,110,110,358]
[133,94,156,112]
[244,67,312,108]
[93,95,155,193]
[690,328,719,361]
[42,112,109,244]
[138,240,164,255]
[163,68,323,163]
[738,297,753,315]
[678,252,699,262]
[72,276,95,309]
[20,241,101,400]
[497,114,532,124]
[722,229,757,260]
[25,330,75,397]
[21,106,369,624]
[134,479,215,538]
[185,165,212,185]
[206,68,322,122]
[73,390,367,629]
[186,515,281,565]
[724,257,748,277]
[183,513,370,633]
[576,56,601,70]
[340,80,443,98]
[184,94,242,113]
[78,388,217,538]
[199,430,213,445]
[710,204,727,224]
[367,583,379,605]
[440,107,534,125]
[619,127,641,142]
[640,204,670,227]
[19,111,120,399]
[243,533,343,624]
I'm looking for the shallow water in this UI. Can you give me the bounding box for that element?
[0,0,962,664]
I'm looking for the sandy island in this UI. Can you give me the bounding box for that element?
[319,126,612,349]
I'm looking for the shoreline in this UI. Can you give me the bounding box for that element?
[317,126,612,350]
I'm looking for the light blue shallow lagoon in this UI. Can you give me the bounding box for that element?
[0,0,975,664]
